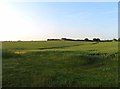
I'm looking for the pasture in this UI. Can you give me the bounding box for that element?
[2,41,118,87]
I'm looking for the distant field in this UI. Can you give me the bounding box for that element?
[2,41,118,87]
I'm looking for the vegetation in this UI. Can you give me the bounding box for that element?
[93,38,100,42]
[2,41,118,87]
[84,38,89,41]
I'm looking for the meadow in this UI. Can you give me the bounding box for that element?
[2,41,118,87]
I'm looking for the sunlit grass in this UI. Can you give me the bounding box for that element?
[2,41,118,87]
[15,51,27,55]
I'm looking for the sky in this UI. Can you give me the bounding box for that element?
[0,2,118,41]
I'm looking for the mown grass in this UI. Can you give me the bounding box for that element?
[2,41,118,87]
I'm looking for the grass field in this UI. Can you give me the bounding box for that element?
[2,41,118,87]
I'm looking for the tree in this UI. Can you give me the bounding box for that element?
[113,38,117,41]
[17,40,21,42]
[93,38,100,42]
[84,38,89,41]
[118,38,120,41]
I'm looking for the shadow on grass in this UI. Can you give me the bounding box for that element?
[29,51,117,67]
[2,50,118,87]
[3,50,117,68]
[38,44,82,50]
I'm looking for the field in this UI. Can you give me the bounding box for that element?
[2,41,118,87]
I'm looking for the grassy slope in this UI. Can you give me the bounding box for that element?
[2,41,118,87]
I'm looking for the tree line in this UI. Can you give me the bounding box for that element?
[3,38,120,42]
[47,38,120,42]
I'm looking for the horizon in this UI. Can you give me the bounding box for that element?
[1,37,119,42]
[0,2,118,41]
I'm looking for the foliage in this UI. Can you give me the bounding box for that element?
[93,38,100,42]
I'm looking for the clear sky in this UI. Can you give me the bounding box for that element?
[0,2,118,41]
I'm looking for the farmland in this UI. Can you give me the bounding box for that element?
[2,41,118,87]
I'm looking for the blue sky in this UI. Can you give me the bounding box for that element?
[0,2,118,41]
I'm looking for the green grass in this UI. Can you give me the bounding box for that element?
[2,41,118,87]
